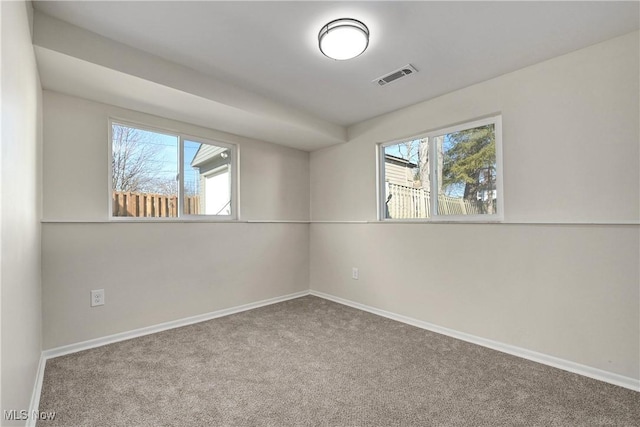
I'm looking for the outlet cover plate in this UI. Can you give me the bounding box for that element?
[91,289,105,307]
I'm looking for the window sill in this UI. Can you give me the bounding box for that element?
[379,218,504,224]
[109,216,236,222]
[41,218,310,224]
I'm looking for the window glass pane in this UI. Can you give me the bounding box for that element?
[381,119,499,220]
[183,140,231,216]
[436,123,497,216]
[111,123,179,217]
[383,138,430,219]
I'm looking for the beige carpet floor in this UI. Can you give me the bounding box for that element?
[38,296,639,426]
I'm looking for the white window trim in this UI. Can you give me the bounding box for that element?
[377,115,503,222]
[108,118,239,221]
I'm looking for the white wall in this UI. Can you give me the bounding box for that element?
[310,32,639,380]
[41,91,310,349]
[1,0,43,423]
[43,91,310,222]
[312,32,639,223]
[42,222,308,349]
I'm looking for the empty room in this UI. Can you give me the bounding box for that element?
[2,1,639,426]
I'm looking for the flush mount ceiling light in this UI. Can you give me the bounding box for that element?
[318,18,369,60]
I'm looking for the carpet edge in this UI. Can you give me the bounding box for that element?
[309,289,640,392]
[42,290,311,360]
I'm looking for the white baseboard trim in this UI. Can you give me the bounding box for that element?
[43,290,310,360]
[310,290,640,392]
[30,287,638,416]
[27,353,47,427]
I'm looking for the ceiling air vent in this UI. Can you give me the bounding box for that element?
[373,64,418,86]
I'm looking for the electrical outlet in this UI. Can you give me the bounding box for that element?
[91,289,105,307]
[352,267,359,280]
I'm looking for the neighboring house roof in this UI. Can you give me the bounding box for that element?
[385,154,417,168]
[191,144,228,168]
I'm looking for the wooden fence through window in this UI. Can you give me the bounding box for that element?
[385,183,494,219]
[112,191,200,217]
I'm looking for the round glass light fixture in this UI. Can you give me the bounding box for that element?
[318,18,369,60]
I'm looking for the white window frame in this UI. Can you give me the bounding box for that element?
[108,118,239,221]
[377,115,503,222]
